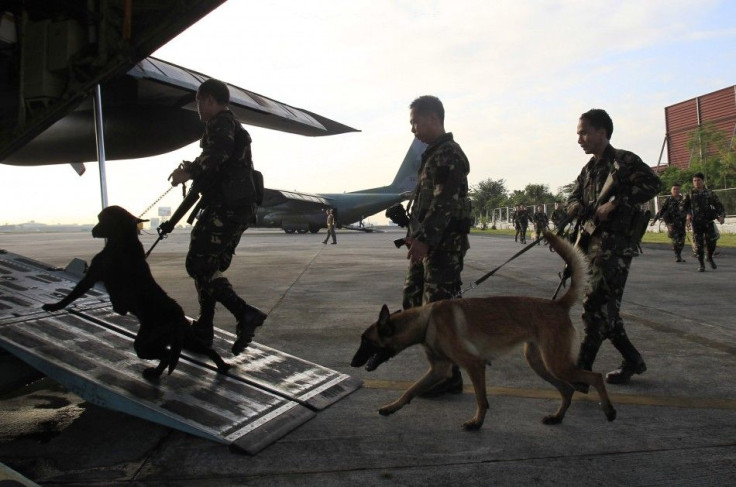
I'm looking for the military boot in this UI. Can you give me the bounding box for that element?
[606,335,646,384]
[697,256,705,272]
[212,278,267,356]
[674,249,683,263]
[707,252,717,270]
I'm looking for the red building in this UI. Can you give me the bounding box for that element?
[663,85,736,169]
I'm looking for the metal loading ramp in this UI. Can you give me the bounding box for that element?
[0,250,362,454]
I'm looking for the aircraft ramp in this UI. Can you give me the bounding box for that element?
[0,250,361,454]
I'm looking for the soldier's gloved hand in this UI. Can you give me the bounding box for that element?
[158,220,174,236]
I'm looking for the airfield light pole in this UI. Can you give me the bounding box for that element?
[92,84,109,209]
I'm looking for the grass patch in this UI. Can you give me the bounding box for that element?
[471,228,736,248]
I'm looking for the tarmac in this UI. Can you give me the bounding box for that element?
[1,227,735,486]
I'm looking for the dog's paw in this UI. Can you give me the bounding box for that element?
[142,368,162,381]
[542,414,563,425]
[604,406,617,422]
[461,419,484,431]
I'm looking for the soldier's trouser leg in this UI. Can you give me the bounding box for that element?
[191,281,217,345]
[672,230,685,262]
[706,222,718,269]
[186,208,265,354]
[402,261,425,310]
[578,252,632,368]
[693,225,706,270]
[404,249,466,396]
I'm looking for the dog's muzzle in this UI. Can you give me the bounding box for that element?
[351,337,393,371]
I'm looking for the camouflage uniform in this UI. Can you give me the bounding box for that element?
[514,207,531,243]
[403,133,471,309]
[532,210,549,243]
[182,110,258,339]
[568,144,661,377]
[551,207,567,231]
[682,187,725,268]
[652,194,686,260]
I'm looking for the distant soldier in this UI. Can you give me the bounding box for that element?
[322,208,337,244]
[551,201,567,232]
[682,172,725,272]
[651,182,687,262]
[515,204,532,244]
[532,205,549,245]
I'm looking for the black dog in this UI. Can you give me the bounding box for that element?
[42,205,231,380]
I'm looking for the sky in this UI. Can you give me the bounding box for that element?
[2,0,736,225]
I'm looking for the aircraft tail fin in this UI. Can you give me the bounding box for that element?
[357,138,426,194]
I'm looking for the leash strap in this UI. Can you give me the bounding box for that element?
[458,234,543,297]
[458,213,577,298]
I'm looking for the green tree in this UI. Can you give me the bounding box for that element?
[469,178,508,221]
[687,122,736,189]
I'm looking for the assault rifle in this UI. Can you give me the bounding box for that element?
[146,182,201,257]
[552,168,619,299]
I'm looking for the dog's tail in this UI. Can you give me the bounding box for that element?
[167,325,184,375]
[544,228,588,310]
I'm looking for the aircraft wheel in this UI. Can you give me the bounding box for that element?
[297,229,308,234]
[309,226,320,234]
[284,228,296,234]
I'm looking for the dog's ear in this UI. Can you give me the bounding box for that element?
[377,304,395,337]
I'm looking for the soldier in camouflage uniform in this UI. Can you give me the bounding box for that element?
[567,109,661,388]
[650,182,687,262]
[167,79,266,356]
[532,205,549,245]
[551,201,567,231]
[514,204,532,244]
[402,95,471,395]
[682,172,725,272]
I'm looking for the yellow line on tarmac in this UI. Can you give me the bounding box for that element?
[362,379,736,410]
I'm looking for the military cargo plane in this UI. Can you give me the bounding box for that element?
[257,138,427,233]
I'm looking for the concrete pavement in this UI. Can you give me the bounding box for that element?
[1,228,735,486]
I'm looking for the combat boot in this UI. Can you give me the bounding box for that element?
[420,365,463,397]
[697,256,705,272]
[675,250,683,262]
[607,334,646,384]
[606,360,647,384]
[232,304,267,355]
[212,278,267,355]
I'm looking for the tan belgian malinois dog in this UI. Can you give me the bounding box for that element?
[351,228,617,430]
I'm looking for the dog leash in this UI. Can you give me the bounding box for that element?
[457,214,577,298]
[142,184,188,258]
[457,234,544,297]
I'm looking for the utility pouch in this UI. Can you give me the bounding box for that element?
[220,163,257,206]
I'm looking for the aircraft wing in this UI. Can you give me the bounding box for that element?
[262,188,331,207]
[129,57,358,137]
